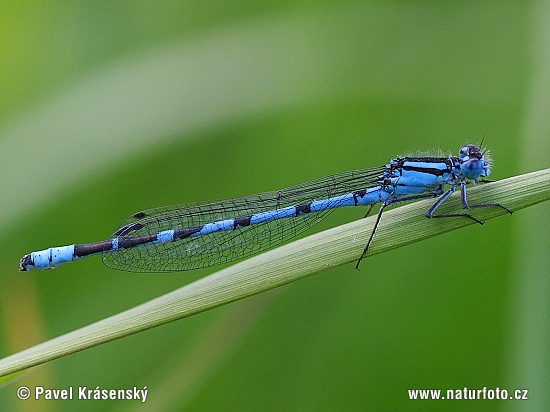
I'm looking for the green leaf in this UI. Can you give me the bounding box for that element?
[0,168,548,378]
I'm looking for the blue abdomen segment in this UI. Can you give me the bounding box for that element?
[249,206,299,224]
[23,245,76,270]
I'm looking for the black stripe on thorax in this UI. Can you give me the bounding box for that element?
[401,165,448,176]
[391,157,453,177]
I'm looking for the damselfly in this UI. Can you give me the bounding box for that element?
[20,144,512,273]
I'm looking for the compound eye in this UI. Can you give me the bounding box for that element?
[461,158,484,180]
[459,146,469,159]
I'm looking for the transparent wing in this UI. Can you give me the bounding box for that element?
[102,167,385,272]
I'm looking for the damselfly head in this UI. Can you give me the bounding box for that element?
[459,144,490,179]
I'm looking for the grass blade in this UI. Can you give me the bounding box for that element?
[0,168,548,377]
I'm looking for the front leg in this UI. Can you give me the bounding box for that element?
[458,180,513,214]
[427,180,512,224]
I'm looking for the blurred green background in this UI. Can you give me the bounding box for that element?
[1,1,548,411]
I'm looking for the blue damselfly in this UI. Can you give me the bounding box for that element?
[20,144,512,272]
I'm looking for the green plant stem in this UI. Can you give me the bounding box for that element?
[0,168,548,378]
